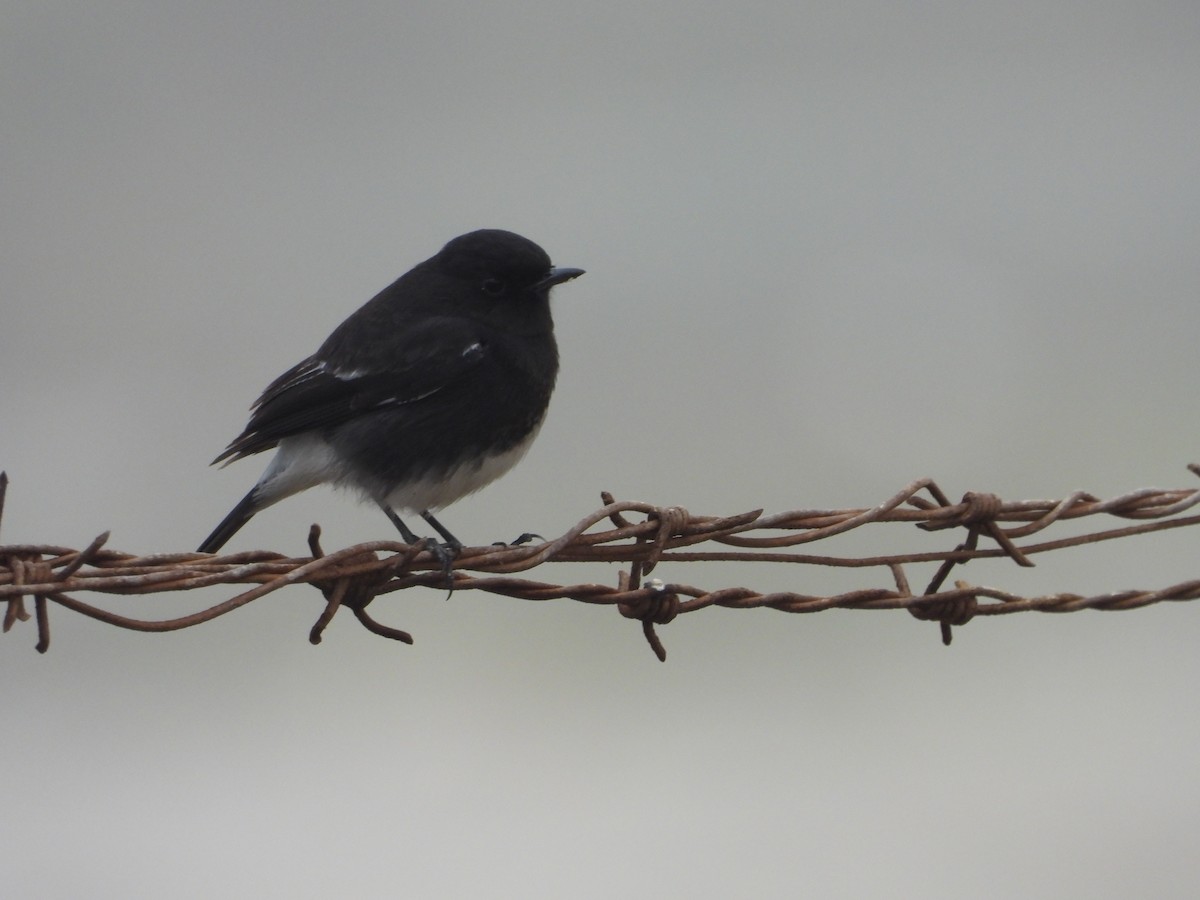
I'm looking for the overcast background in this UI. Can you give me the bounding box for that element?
[4,2,1200,897]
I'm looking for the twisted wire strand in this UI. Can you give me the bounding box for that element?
[3,466,1199,659]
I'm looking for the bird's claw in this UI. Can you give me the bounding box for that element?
[491,532,544,547]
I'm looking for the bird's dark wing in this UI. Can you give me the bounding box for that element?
[212,317,488,464]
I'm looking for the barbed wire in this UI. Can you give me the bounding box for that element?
[3,465,1200,660]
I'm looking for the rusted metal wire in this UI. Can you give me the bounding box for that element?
[3,465,1199,660]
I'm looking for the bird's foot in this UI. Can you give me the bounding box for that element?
[492,532,544,547]
[418,537,461,595]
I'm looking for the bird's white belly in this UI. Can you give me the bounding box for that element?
[384,424,541,513]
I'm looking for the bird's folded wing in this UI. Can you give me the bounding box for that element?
[212,318,487,464]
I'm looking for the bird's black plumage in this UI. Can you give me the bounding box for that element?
[197,229,583,554]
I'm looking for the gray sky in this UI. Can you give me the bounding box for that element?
[4,2,1200,897]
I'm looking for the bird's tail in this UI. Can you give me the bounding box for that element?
[197,488,261,554]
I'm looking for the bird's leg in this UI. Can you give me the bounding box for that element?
[377,503,459,589]
[378,502,422,544]
[419,509,464,552]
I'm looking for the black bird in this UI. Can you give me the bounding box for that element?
[197,229,584,554]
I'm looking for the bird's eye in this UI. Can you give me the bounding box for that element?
[481,278,506,296]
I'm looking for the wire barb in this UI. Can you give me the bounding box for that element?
[3,466,1200,659]
[306,523,414,645]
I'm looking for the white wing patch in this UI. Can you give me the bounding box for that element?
[378,387,441,407]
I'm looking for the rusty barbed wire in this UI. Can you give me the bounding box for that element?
[3,465,1200,660]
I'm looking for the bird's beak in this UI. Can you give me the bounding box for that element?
[536,267,585,290]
